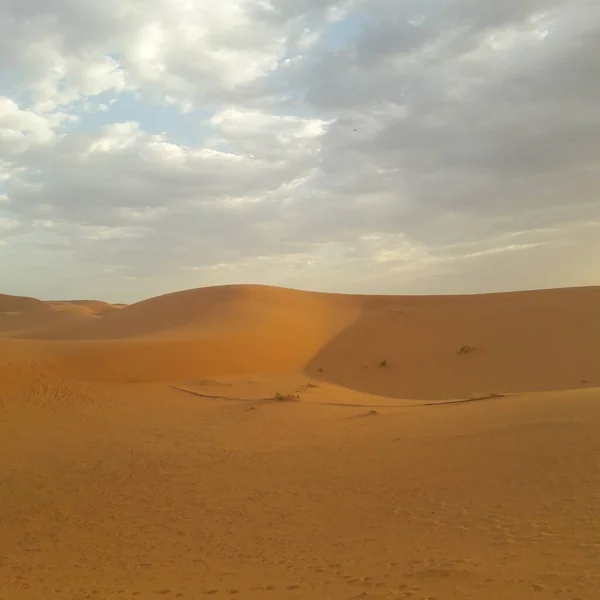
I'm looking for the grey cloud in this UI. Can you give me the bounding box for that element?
[6,126,316,226]
[1,0,599,299]
[285,0,600,248]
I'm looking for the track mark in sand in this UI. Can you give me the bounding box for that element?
[168,385,296,403]
[325,392,507,409]
[169,385,506,409]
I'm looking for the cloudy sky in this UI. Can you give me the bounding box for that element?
[1,0,599,302]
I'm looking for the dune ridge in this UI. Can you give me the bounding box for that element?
[1,284,599,398]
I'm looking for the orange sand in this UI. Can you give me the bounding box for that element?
[1,285,600,599]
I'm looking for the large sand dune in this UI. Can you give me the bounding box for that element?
[2,285,600,599]
[2,284,599,398]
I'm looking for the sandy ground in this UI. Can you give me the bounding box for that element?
[1,285,600,599]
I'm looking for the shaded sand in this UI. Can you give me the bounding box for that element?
[2,285,600,599]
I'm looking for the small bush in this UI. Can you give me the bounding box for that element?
[458,345,476,355]
[379,359,388,367]
[274,392,299,402]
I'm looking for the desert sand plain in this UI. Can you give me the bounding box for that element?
[1,284,600,600]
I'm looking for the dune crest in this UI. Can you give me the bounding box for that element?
[1,284,599,398]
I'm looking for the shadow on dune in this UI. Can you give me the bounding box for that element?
[303,287,600,400]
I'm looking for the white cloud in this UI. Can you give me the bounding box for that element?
[0,0,345,112]
[0,97,58,152]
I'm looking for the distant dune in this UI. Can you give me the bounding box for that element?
[1,284,599,399]
[49,299,121,314]
[0,292,51,314]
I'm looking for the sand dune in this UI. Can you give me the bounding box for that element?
[0,285,359,385]
[306,286,600,399]
[2,284,600,599]
[0,293,80,338]
[48,299,122,315]
[1,284,599,397]
[0,292,49,313]
[0,294,121,338]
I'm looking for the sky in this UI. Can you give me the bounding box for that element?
[1,0,599,303]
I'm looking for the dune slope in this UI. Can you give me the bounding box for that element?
[306,286,600,398]
[1,284,599,398]
[0,285,359,385]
